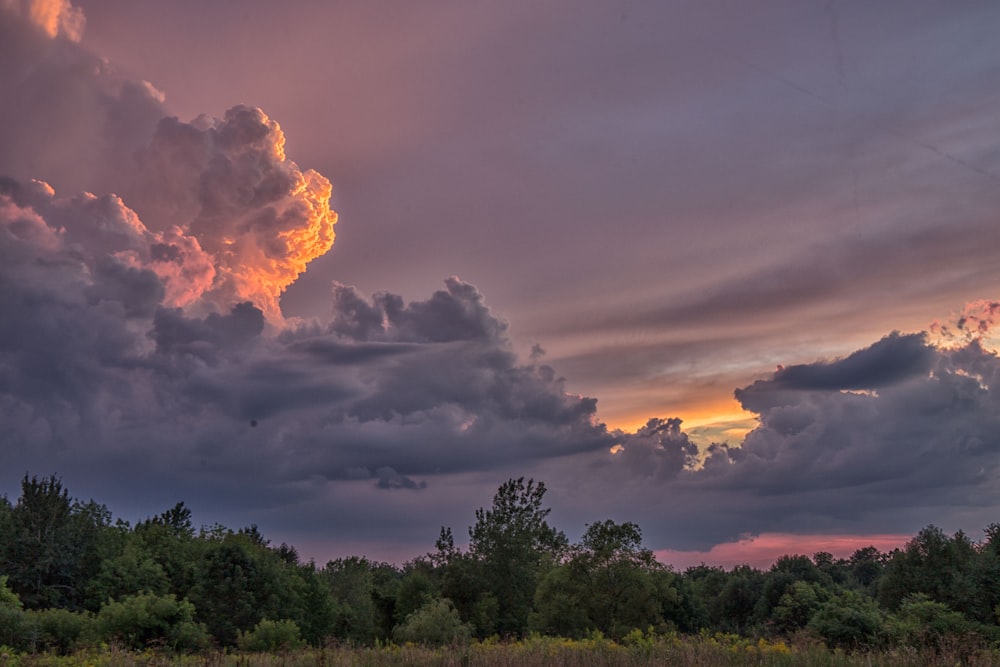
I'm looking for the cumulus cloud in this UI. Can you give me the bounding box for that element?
[127,107,337,320]
[6,0,1000,564]
[0,0,84,41]
[0,1,165,195]
[529,330,1000,552]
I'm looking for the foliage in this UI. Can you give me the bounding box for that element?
[531,520,677,639]
[466,477,567,637]
[878,526,982,620]
[0,575,24,649]
[392,598,471,646]
[808,591,885,649]
[93,592,209,651]
[237,619,305,652]
[7,475,1000,657]
[23,607,93,654]
[885,594,979,649]
[324,556,380,644]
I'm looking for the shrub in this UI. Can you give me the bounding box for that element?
[808,591,885,649]
[94,592,209,651]
[392,598,471,646]
[237,619,305,652]
[23,608,93,654]
[886,594,976,648]
[0,576,24,650]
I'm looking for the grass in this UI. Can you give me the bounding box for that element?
[4,633,1000,667]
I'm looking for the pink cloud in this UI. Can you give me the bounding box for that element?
[657,533,909,571]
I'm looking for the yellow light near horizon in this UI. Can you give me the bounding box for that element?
[611,399,757,443]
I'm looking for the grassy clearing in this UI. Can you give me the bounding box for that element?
[4,633,1000,667]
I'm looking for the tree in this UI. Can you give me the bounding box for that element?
[94,591,209,651]
[771,580,829,634]
[531,520,678,639]
[878,526,983,621]
[324,557,379,644]
[809,591,885,650]
[847,546,886,594]
[467,478,567,637]
[297,563,339,646]
[188,531,305,646]
[0,475,113,610]
[392,599,471,646]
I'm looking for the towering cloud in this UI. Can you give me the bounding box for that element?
[0,0,84,40]
[127,107,337,320]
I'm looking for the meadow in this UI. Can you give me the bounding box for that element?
[5,633,1000,667]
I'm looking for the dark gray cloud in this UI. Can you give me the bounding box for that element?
[6,0,1000,566]
[545,334,1000,551]
[735,332,935,412]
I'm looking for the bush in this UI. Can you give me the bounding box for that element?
[237,619,305,652]
[0,576,24,650]
[392,598,471,646]
[808,591,885,649]
[23,608,93,654]
[886,594,977,648]
[94,592,209,651]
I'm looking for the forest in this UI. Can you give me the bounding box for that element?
[2,473,1000,661]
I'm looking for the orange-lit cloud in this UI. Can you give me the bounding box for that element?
[1,0,84,40]
[656,533,909,571]
[930,299,1000,350]
[128,106,337,321]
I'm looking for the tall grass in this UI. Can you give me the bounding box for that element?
[4,634,1000,667]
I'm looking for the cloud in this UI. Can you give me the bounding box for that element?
[127,107,337,320]
[735,332,935,412]
[6,0,1000,567]
[0,0,84,41]
[0,1,165,195]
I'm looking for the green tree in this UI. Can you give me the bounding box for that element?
[23,608,93,654]
[392,598,471,646]
[0,476,118,611]
[324,557,379,644]
[809,591,885,650]
[94,591,209,651]
[847,546,886,594]
[878,526,983,621]
[771,580,829,634]
[467,478,567,637]
[132,502,199,599]
[710,565,764,634]
[885,594,978,649]
[531,520,679,639]
[87,538,169,605]
[297,563,339,646]
[754,554,830,626]
[395,567,438,625]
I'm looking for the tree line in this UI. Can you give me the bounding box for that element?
[1,474,999,653]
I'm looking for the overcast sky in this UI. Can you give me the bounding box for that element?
[2,0,1000,568]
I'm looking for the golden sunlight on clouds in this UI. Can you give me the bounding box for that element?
[929,299,1000,352]
[615,398,756,446]
[2,0,84,40]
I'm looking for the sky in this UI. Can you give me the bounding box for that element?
[2,0,1000,569]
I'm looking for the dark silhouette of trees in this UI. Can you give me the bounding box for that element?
[3,474,1000,653]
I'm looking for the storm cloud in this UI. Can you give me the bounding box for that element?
[4,0,1000,564]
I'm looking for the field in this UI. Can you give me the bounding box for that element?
[5,634,1000,667]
